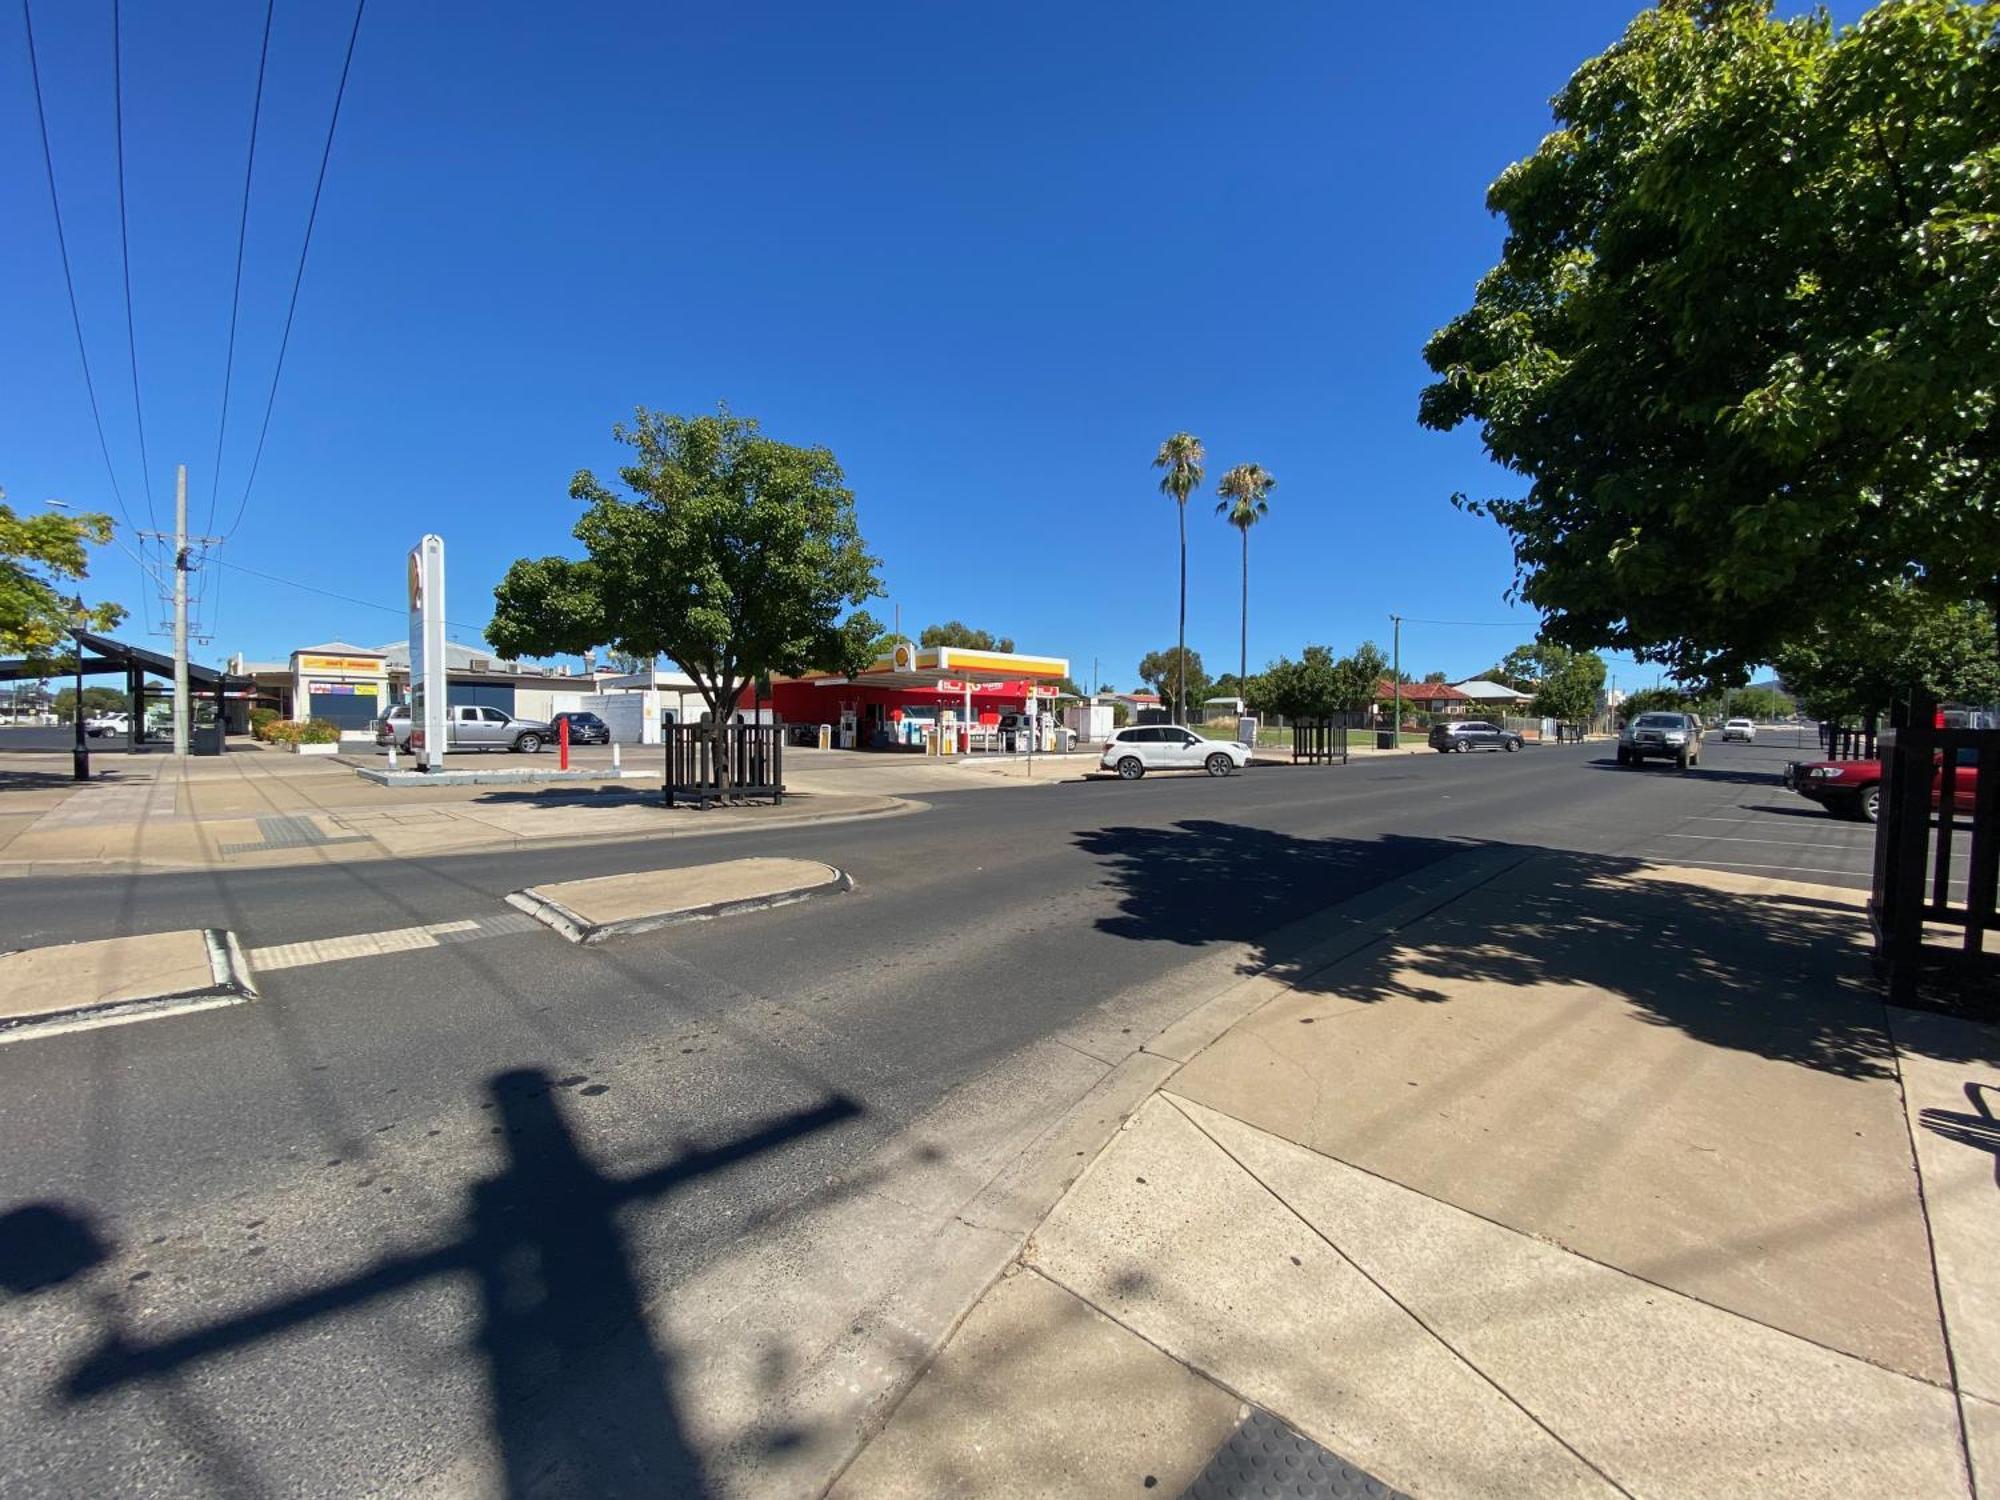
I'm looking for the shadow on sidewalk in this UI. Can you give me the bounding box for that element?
[0,1071,862,1498]
[1076,820,1988,1079]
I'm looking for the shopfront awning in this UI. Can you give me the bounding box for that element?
[807,643,1068,692]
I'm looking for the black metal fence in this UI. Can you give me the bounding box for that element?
[1869,704,1998,1005]
[1821,721,1879,760]
[1291,719,1351,765]
[665,720,785,808]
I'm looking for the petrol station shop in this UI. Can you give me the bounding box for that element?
[756,644,1070,750]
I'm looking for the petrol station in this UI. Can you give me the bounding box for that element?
[757,643,1070,751]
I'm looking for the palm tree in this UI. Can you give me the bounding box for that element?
[1215,463,1275,694]
[1152,432,1205,723]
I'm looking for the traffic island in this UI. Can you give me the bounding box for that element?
[0,929,257,1044]
[506,856,851,944]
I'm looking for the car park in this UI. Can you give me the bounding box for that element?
[1428,720,1523,754]
[373,704,555,753]
[1616,712,1702,769]
[1721,718,1757,742]
[549,711,612,746]
[1099,725,1249,779]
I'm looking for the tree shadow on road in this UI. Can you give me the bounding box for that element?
[1,1071,862,1498]
[1075,819,1992,1079]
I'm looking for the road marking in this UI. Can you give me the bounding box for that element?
[1661,832,1867,850]
[1670,857,1965,887]
[246,912,542,973]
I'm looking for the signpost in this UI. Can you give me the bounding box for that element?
[407,535,448,772]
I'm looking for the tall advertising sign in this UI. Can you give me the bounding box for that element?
[407,535,448,771]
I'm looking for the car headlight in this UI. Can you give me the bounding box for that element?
[1663,733,1685,743]
[1808,766,1846,779]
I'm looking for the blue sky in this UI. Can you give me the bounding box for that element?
[3,2,1850,692]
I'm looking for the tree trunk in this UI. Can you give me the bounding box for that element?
[1239,527,1248,692]
[1176,500,1187,724]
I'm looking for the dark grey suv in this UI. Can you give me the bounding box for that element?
[1429,720,1524,754]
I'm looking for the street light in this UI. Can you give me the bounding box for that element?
[70,594,90,782]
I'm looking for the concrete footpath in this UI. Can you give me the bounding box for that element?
[0,745,913,875]
[833,857,2000,1499]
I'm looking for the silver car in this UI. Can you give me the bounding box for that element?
[374,704,553,753]
[1617,711,1703,769]
[1099,725,1250,779]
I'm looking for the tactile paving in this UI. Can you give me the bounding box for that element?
[1180,1408,1410,1500]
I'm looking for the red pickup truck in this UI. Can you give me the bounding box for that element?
[1784,747,1981,823]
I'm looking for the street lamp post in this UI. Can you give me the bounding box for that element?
[70,595,89,782]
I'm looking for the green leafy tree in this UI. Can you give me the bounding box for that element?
[822,610,888,679]
[1215,463,1275,691]
[1153,433,1206,722]
[1422,670,1450,685]
[1774,586,2000,721]
[1336,641,1391,714]
[1249,646,1342,720]
[1420,0,2000,686]
[53,685,128,721]
[1723,685,1796,720]
[1138,645,1209,719]
[1531,648,1609,723]
[919,621,1015,653]
[1620,687,1703,719]
[1,487,125,659]
[489,407,880,768]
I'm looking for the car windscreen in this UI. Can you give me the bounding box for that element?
[1633,714,1685,729]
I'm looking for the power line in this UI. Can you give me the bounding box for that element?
[204,0,275,537]
[111,0,157,528]
[20,0,134,531]
[1395,616,1544,629]
[218,557,485,635]
[225,0,367,541]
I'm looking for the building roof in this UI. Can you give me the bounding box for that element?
[1454,678,1533,700]
[372,639,565,676]
[1377,680,1470,702]
[293,640,383,658]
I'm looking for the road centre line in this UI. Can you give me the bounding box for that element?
[246,912,542,973]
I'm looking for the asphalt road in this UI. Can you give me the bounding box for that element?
[0,731,1872,1497]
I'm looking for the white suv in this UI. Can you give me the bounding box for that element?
[1721,718,1756,742]
[1100,725,1250,779]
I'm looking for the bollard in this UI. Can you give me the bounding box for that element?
[559,714,570,771]
[611,741,622,774]
[387,740,398,770]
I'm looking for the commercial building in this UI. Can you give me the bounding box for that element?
[755,643,1069,749]
[226,640,598,735]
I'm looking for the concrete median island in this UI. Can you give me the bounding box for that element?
[507,856,852,943]
[0,929,256,1043]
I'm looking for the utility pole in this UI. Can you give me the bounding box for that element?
[173,463,189,756]
[1390,613,1402,751]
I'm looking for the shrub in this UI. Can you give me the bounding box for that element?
[249,707,280,742]
[259,719,340,746]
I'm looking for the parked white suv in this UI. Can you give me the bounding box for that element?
[1100,725,1250,779]
[1721,718,1757,742]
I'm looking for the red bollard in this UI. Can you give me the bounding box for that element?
[559,714,570,770]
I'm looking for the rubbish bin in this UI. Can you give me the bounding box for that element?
[1376,730,1396,750]
[192,722,225,756]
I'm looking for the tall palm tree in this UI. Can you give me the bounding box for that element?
[1215,463,1275,694]
[1152,432,1205,723]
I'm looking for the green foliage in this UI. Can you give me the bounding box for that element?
[1620,687,1702,719]
[261,718,342,746]
[489,407,880,728]
[1342,642,1390,710]
[919,621,1015,653]
[1137,646,1210,718]
[1773,586,2000,720]
[249,707,282,741]
[1420,0,2000,685]
[1531,647,1609,723]
[1155,433,1207,721]
[1215,465,1274,533]
[822,610,887,679]
[1110,700,1133,727]
[1250,642,1387,719]
[1724,685,1795,720]
[1,487,126,659]
[1052,675,1086,700]
[1421,670,1450,685]
[53,685,127,719]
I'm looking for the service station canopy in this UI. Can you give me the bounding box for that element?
[811,643,1069,693]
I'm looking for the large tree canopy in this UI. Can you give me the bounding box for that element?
[1137,646,1209,716]
[1,487,125,658]
[1774,584,2000,720]
[1421,0,2000,685]
[489,407,880,729]
[919,621,1015,653]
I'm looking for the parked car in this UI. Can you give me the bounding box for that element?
[996,711,1077,751]
[1721,718,1757,742]
[1784,747,1980,823]
[1616,712,1702,769]
[1428,720,1524,754]
[374,704,554,753]
[84,710,129,738]
[1099,725,1249,779]
[549,711,612,746]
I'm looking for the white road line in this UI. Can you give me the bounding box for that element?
[1670,857,1966,886]
[246,913,543,973]
[1660,833,1868,850]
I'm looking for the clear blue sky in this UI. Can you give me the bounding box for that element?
[3,2,1850,691]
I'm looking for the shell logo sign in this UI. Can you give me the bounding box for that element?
[892,641,917,673]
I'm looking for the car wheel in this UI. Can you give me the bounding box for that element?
[515,732,543,754]
[1116,756,1144,780]
[1453,741,1468,753]
[1676,751,1690,771]
[1205,752,1233,778]
[1504,738,1520,752]
[1857,785,1881,823]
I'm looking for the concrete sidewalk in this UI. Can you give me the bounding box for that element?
[0,748,910,876]
[835,856,2000,1499]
